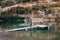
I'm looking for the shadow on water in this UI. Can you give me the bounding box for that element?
[0,20,25,29]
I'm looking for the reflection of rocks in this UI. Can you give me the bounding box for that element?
[0,31,57,40]
[0,32,16,40]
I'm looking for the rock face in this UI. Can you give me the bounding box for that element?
[46,0,52,3]
[0,6,3,12]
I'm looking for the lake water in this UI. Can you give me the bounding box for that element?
[0,21,25,29]
[0,21,60,40]
[0,30,60,40]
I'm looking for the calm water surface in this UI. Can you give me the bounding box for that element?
[0,21,25,29]
[0,21,60,40]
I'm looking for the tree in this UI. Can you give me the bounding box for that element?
[32,6,41,11]
[1,1,6,8]
[22,0,30,3]
[14,0,21,4]
[1,1,15,7]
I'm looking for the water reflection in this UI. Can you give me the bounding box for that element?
[0,21,60,40]
[0,20,25,29]
[0,30,59,40]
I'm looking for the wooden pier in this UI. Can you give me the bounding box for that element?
[0,25,50,32]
